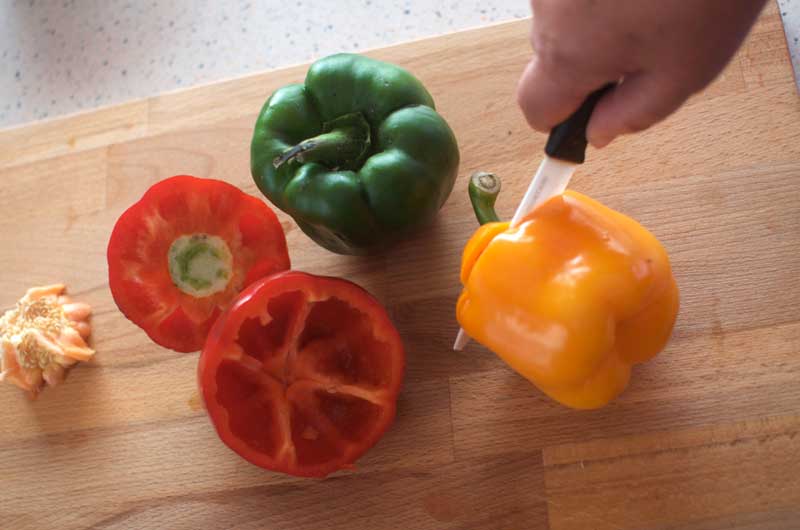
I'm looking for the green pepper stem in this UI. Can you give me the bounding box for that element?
[468,171,502,225]
[273,112,371,171]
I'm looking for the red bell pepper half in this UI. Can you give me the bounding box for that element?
[107,175,290,352]
[198,271,405,478]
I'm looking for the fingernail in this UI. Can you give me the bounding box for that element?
[589,134,612,149]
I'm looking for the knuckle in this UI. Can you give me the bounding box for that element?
[533,42,569,76]
[515,82,531,110]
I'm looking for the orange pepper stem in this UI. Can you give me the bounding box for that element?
[468,171,502,225]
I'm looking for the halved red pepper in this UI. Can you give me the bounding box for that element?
[198,271,404,478]
[107,175,290,352]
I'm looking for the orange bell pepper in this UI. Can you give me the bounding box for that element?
[457,172,679,409]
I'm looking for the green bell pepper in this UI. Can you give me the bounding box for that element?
[250,53,460,255]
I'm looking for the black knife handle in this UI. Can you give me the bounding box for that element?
[545,83,615,164]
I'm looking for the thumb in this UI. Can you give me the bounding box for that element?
[587,71,691,148]
[516,55,605,133]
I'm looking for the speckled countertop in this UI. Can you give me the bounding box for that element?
[778,0,800,78]
[1,0,798,128]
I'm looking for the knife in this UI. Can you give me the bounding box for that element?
[453,83,615,351]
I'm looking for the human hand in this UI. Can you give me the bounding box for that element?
[517,0,768,147]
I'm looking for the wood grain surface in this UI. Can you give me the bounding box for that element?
[1,4,799,529]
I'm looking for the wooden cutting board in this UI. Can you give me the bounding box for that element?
[2,4,798,529]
